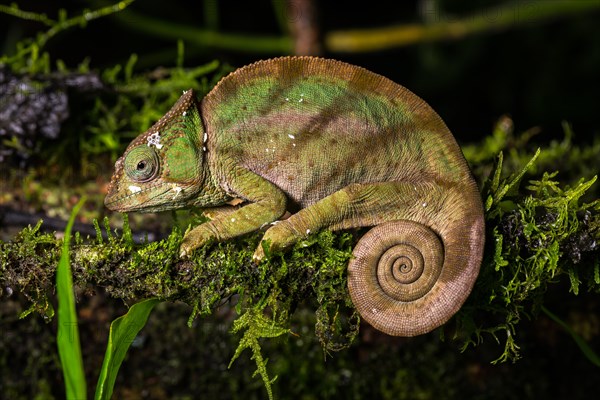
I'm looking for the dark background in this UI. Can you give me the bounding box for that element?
[2,0,599,144]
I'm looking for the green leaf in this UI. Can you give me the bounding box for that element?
[491,151,504,193]
[495,148,541,205]
[121,213,134,248]
[542,306,600,367]
[95,298,161,400]
[568,268,580,295]
[56,197,87,400]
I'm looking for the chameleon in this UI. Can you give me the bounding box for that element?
[105,56,485,336]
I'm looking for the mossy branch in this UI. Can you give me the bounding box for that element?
[1,153,599,350]
[1,134,599,393]
[1,212,359,395]
[0,215,357,342]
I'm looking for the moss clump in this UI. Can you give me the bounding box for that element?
[457,146,599,362]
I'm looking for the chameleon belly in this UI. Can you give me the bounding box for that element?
[105,56,485,336]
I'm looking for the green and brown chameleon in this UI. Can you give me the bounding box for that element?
[105,56,484,336]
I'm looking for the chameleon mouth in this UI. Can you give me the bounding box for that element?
[104,183,172,212]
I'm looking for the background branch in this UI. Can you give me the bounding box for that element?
[103,0,600,54]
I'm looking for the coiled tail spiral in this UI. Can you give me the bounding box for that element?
[348,218,482,336]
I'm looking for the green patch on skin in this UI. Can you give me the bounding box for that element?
[211,76,279,119]
[165,136,201,182]
[212,73,413,133]
[277,76,354,115]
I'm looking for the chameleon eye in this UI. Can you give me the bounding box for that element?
[124,146,160,182]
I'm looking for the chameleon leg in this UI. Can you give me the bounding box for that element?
[255,179,484,337]
[200,205,240,220]
[180,167,287,258]
[253,180,453,260]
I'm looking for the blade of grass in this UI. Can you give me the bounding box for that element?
[542,306,600,367]
[56,197,87,400]
[94,298,161,400]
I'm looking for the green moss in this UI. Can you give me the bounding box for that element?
[0,221,59,319]
[457,133,600,363]
[229,308,289,400]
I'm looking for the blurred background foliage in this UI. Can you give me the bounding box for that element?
[1,0,599,399]
[2,0,599,143]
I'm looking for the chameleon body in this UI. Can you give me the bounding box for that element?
[105,57,484,336]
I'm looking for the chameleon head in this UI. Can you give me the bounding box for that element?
[104,89,207,212]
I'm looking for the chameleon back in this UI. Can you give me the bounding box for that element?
[201,57,473,208]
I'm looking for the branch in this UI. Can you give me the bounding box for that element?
[326,0,600,52]
[2,1,598,59]
[1,219,357,350]
[109,0,600,54]
[111,9,293,54]
[1,152,599,362]
[0,0,136,66]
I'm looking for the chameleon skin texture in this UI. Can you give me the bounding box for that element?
[105,56,485,337]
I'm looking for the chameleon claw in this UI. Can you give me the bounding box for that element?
[179,247,189,259]
[179,240,198,259]
[252,245,265,263]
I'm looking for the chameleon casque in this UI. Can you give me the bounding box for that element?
[105,56,485,336]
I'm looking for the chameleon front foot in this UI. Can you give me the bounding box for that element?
[252,221,304,261]
[179,224,218,258]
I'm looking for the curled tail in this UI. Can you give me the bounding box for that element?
[347,184,485,336]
